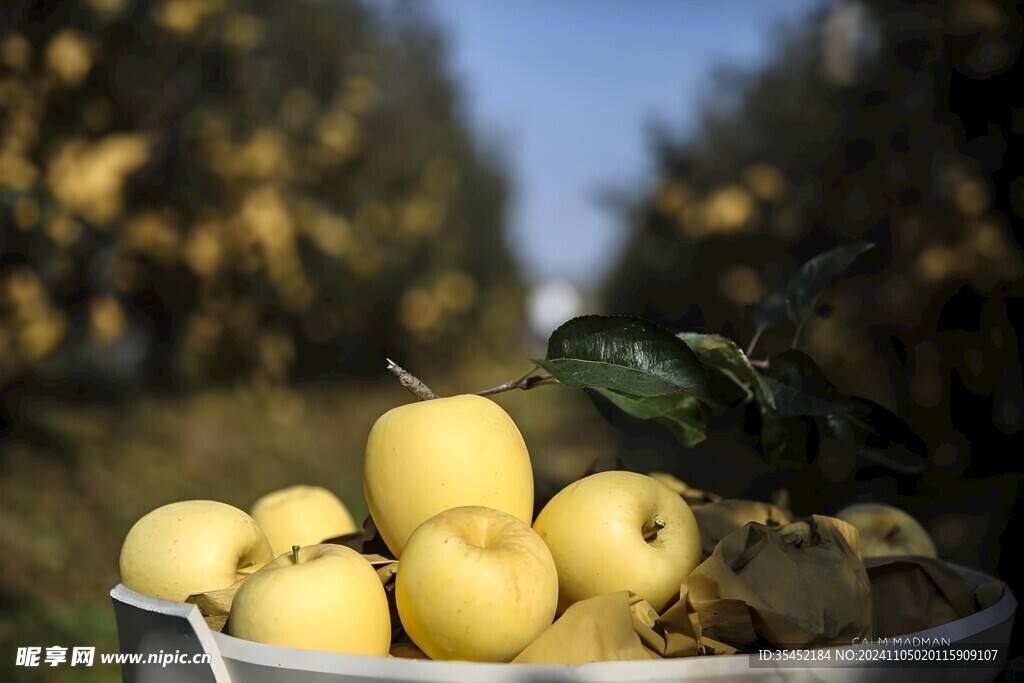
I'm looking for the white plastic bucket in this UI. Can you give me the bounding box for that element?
[109,559,1016,683]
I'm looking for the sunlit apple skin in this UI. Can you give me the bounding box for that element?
[119,500,273,601]
[251,485,358,557]
[396,506,558,662]
[835,503,938,558]
[229,544,391,655]
[364,394,534,557]
[533,471,703,614]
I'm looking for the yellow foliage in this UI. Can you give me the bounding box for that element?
[257,329,295,381]
[4,267,50,323]
[279,89,320,131]
[0,149,39,189]
[742,163,786,201]
[1,33,32,72]
[315,109,359,161]
[123,211,181,263]
[223,14,264,52]
[915,244,957,282]
[954,178,989,216]
[342,75,377,114]
[185,313,222,353]
[184,223,225,277]
[434,269,477,313]
[1,92,43,154]
[242,128,290,180]
[703,185,756,234]
[399,196,445,238]
[422,156,459,196]
[90,295,126,347]
[398,287,443,337]
[654,181,693,216]
[13,197,40,231]
[19,310,67,360]
[303,210,353,258]
[47,134,151,225]
[241,187,315,312]
[45,214,83,248]
[86,0,130,18]
[718,265,766,305]
[153,0,225,35]
[44,29,95,87]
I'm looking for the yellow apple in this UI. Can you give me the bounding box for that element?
[364,394,534,557]
[119,500,273,601]
[250,485,358,557]
[229,543,391,655]
[835,503,937,558]
[533,471,702,614]
[395,506,558,662]
[691,498,792,556]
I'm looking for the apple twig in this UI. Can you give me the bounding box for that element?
[473,373,556,397]
[746,323,767,357]
[386,358,439,401]
[385,358,555,400]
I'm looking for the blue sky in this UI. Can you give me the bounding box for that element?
[429,0,824,287]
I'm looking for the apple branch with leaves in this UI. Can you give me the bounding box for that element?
[388,241,926,475]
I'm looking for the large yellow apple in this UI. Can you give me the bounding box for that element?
[364,394,534,557]
[229,544,391,655]
[250,485,358,557]
[533,471,702,614]
[119,500,273,601]
[396,506,558,662]
[835,503,937,558]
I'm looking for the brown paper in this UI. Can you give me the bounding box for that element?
[633,586,704,657]
[186,578,246,632]
[865,555,1006,638]
[512,591,661,664]
[682,514,872,651]
[690,499,793,559]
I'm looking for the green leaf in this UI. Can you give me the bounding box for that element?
[763,350,850,417]
[677,332,774,409]
[784,241,874,326]
[750,290,789,329]
[536,315,709,399]
[594,388,708,447]
[760,413,815,470]
[760,377,849,417]
[822,397,927,474]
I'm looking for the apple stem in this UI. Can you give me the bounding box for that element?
[386,358,439,401]
[291,545,300,565]
[885,524,901,542]
[643,515,667,542]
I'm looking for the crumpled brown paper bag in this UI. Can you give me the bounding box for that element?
[864,555,1006,638]
[682,514,872,651]
[512,591,661,664]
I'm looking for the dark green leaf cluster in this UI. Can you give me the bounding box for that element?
[540,244,924,474]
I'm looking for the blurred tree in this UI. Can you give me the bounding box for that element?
[0,0,518,429]
[602,0,1023,586]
